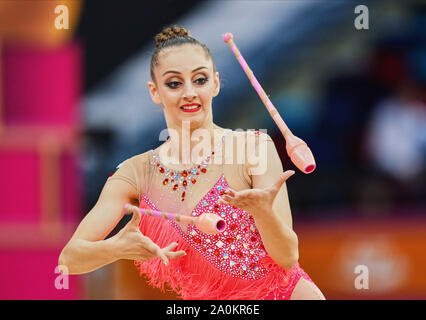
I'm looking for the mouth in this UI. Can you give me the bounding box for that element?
[180,104,201,113]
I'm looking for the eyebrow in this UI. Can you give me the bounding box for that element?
[162,66,208,77]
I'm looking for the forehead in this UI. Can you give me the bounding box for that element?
[156,44,212,75]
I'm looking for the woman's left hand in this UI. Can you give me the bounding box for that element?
[218,170,295,217]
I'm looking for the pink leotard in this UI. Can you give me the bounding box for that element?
[108,130,317,300]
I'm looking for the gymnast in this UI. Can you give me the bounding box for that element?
[58,25,325,300]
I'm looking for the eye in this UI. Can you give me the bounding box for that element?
[166,81,181,89]
[195,77,208,85]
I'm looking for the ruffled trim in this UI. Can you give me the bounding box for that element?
[134,198,302,300]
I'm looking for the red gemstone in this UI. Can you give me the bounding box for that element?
[213,235,219,240]
[191,178,196,184]
[173,184,178,191]
[212,152,215,155]
[214,249,220,256]
[237,251,243,258]
[183,180,187,187]
[182,170,187,177]
[156,162,160,167]
[163,178,169,185]
[226,238,234,243]
[196,171,199,175]
[230,224,237,231]
[159,167,164,173]
[201,168,207,173]
[181,191,186,198]
[214,204,219,211]
[250,236,257,242]
[192,237,201,244]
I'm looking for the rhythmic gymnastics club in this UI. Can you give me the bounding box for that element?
[124,204,226,234]
[223,33,316,174]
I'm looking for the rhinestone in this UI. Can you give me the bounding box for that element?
[191,230,197,236]
[232,213,237,219]
[216,241,224,248]
[230,245,235,250]
[222,253,229,259]
[241,264,247,271]
[159,167,164,173]
[221,212,226,218]
[230,260,236,267]
[205,239,211,243]
[243,243,249,249]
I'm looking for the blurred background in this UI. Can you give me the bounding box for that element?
[0,0,425,300]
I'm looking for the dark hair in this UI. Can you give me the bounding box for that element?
[150,25,216,81]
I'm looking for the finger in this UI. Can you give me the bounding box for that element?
[163,242,178,251]
[268,170,295,196]
[165,250,186,259]
[218,194,233,204]
[157,249,169,266]
[126,204,142,227]
[224,188,236,197]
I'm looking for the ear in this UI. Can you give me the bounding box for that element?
[213,71,220,98]
[148,81,161,104]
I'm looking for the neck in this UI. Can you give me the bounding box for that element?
[161,120,226,167]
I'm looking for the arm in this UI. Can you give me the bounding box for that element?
[248,136,299,270]
[58,176,185,275]
[219,133,298,270]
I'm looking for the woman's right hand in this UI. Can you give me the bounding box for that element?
[113,204,186,265]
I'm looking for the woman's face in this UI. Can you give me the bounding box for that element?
[148,44,220,130]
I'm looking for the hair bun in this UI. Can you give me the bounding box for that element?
[155,25,190,48]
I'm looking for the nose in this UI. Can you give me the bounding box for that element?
[182,83,197,101]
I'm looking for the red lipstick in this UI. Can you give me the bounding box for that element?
[180,103,201,113]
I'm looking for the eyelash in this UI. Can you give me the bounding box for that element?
[166,77,209,89]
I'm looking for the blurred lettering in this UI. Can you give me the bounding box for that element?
[354,5,369,30]
[54,265,69,290]
[54,5,69,30]
[354,264,369,289]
